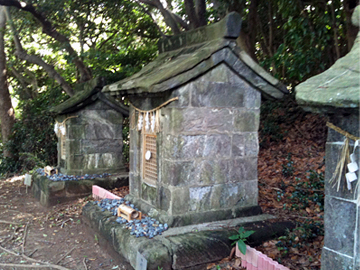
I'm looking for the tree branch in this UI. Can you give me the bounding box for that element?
[5,7,74,96]
[137,0,181,34]
[195,0,206,27]
[184,0,200,28]
[135,1,167,37]
[0,0,92,82]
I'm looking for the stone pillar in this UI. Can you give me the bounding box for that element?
[322,113,360,270]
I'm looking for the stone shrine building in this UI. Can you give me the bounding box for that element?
[296,5,360,269]
[51,78,129,175]
[103,12,287,226]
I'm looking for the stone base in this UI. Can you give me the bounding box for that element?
[31,173,129,207]
[125,194,262,227]
[82,202,292,270]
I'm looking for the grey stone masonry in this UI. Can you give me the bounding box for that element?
[104,12,286,227]
[51,77,128,176]
[126,64,263,226]
[322,113,360,270]
[56,100,125,175]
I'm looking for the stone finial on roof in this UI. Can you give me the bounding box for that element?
[103,12,287,99]
[295,5,360,113]
[158,12,242,53]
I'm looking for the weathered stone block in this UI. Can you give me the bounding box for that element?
[167,108,233,134]
[67,154,84,170]
[68,140,81,155]
[189,186,212,212]
[244,85,261,109]
[327,113,359,142]
[191,81,244,108]
[141,183,158,207]
[129,149,140,174]
[159,186,171,212]
[138,241,172,270]
[209,181,257,210]
[85,123,117,140]
[203,134,231,158]
[163,135,205,159]
[168,231,232,269]
[129,172,141,197]
[106,110,124,124]
[67,125,85,140]
[232,134,245,157]
[49,181,65,192]
[231,158,258,181]
[170,188,190,215]
[233,109,260,132]
[324,196,356,257]
[167,83,191,108]
[162,160,197,187]
[197,159,231,185]
[321,248,355,270]
[244,133,259,156]
[81,140,122,154]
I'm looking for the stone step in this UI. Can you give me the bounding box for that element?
[82,202,292,270]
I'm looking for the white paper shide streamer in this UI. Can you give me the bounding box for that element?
[145,112,150,131]
[346,140,359,190]
[138,114,143,131]
[151,113,156,132]
[54,122,66,136]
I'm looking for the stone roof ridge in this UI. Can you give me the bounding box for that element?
[102,13,288,99]
[158,11,242,53]
[295,5,360,113]
[50,77,129,115]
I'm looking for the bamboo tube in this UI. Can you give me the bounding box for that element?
[117,204,142,221]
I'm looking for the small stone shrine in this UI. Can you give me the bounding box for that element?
[103,12,287,227]
[51,77,129,175]
[296,5,360,269]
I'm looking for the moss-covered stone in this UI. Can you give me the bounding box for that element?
[31,173,128,207]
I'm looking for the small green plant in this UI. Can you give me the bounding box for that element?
[158,267,163,270]
[216,265,221,270]
[282,153,294,177]
[229,227,255,255]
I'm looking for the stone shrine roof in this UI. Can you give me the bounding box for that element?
[102,12,287,99]
[50,77,129,116]
[295,6,360,113]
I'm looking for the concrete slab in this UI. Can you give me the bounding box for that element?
[82,202,290,270]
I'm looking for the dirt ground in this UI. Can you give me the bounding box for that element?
[0,176,131,270]
[0,105,327,270]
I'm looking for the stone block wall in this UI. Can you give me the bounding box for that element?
[128,64,262,226]
[57,100,125,175]
[322,113,360,270]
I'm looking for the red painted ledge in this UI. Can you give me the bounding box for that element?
[92,185,121,200]
[236,243,290,270]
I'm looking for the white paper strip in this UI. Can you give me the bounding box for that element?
[24,174,32,186]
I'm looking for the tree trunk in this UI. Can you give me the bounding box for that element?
[0,7,15,158]
[344,0,359,51]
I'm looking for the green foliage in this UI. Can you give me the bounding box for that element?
[254,0,349,86]
[259,99,285,148]
[282,153,294,177]
[276,220,324,257]
[0,87,66,177]
[229,227,255,255]
[289,170,324,211]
